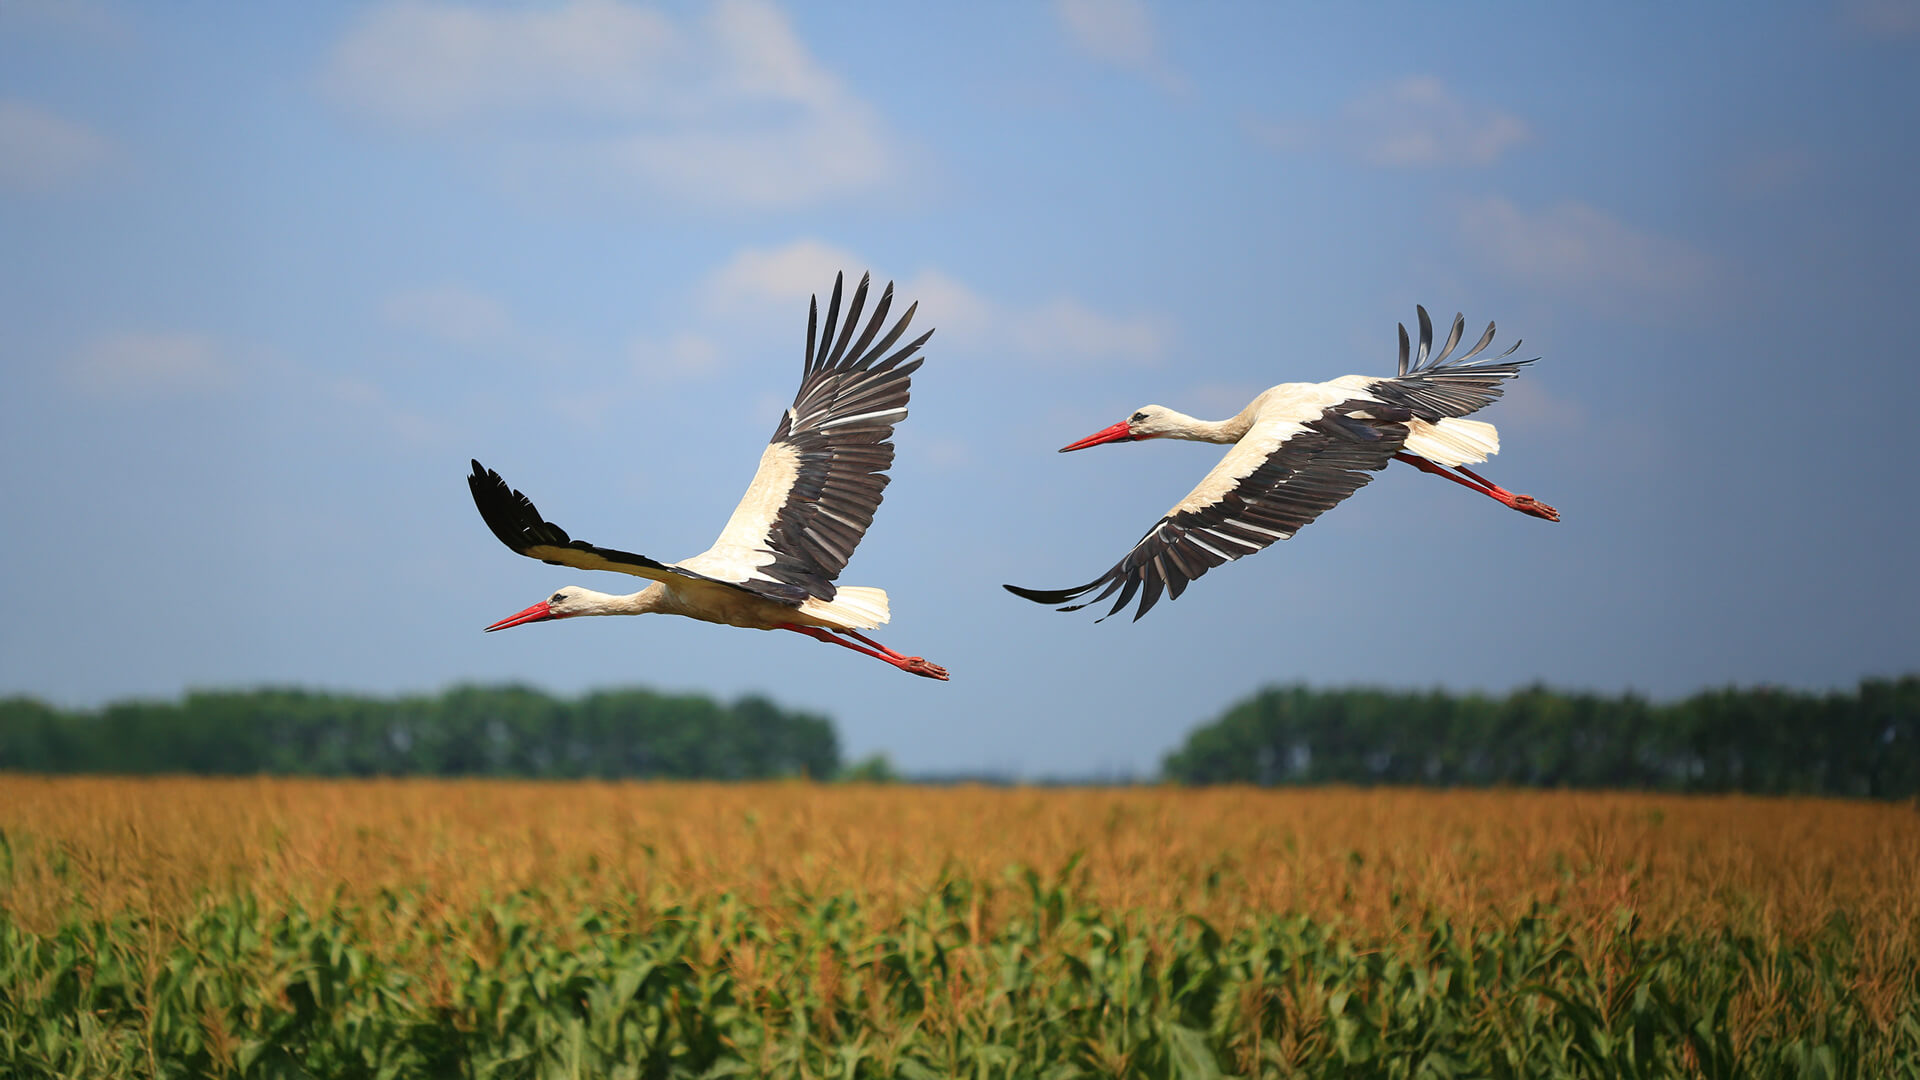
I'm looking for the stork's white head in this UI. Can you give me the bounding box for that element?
[1058,406,1177,452]
[484,586,610,631]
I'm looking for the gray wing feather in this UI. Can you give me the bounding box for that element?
[1373,304,1537,421]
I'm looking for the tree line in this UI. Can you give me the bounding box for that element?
[1161,676,1920,797]
[7,678,1917,795]
[0,685,840,780]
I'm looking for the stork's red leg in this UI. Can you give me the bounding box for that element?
[842,629,952,680]
[1393,453,1559,522]
[777,624,950,681]
[840,630,907,660]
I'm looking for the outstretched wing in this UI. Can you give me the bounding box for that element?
[683,271,933,604]
[468,460,749,593]
[1366,305,1533,421]
[1004,402,1411,621]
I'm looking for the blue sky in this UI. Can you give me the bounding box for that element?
[3,1,1916,776]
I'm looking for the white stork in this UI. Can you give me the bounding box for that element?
[1005,306,1558,621]
[469,272,948,680]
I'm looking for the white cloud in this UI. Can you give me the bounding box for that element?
[0,100,110,192]
[383,285,514,347]
[703,239,866,310]
[896,269,995,344]
[882,270,1168,365]
[1010,298,1167,364]
[917,437,974,469]
[1055,0,1184,91]
[328,377,443,443]
[324,0,896,208]
[1253,77,1528,168]
[701,242,1169,368]
[1241,116,1313,154]
[1340,78,1528,167]
[324,0,680,124]
[706,254,998,355]
[630,331,723,381]
[1458,197,1719,307]
[68,333,228,395]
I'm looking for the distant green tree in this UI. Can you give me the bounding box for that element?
[1162,677,1920,798]
[0,697,70,770]
[0,685,841,780]
[838,753,900,783]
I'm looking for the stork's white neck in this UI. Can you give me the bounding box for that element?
[1157,395,1264,444]
[572,584,671,617]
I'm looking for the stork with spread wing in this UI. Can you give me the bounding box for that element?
[470,272,947,680]
[1006,306,1558,623]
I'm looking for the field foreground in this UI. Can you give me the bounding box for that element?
[3,778,1918,1077]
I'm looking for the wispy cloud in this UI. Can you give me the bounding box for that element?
[383,285,515,348]
[703,239,867,310]
[903,271,1167,365]
[327,376,445,443]
[0,100,111,192]
[1458,197,1720,311]
[1252,77,1528,168]
[67,333,229,395]
[705,242,1169,367]
[629,331,723,382]
[1010,298,1167,365]
[323,0,896,208]
[1055,0,1184,91]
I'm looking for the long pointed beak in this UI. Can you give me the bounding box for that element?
[1059,420,1136,453]
[484,600,553,632]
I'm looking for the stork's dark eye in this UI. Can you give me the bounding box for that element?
[550,593,565,605]
[1131,411,1147,423]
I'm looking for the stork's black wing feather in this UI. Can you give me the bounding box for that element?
[1375,304,1534,421]
[725,271,933,602]
[468,460,751,593]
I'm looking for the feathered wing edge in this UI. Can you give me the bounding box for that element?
[798,270,934,387]
[735,271,934,601]
[1375,305,1536,421]
[468,460,755,595]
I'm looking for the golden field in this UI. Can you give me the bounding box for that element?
[5,777,1919,1076]
[6,778,1918,940]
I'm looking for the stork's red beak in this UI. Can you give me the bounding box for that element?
[485,600,553,632]
[1059,420,1136,452]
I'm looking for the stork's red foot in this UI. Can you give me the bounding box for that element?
[1447,463,1560,523]
[1503,493,1560,522]
[899,657,949,681]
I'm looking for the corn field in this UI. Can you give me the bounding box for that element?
[3,778,1918,1077]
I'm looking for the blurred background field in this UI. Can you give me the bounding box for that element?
[5,778,1918,1076]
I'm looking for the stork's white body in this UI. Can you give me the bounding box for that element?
[573,577,893,633]
[1148,380,1502,518]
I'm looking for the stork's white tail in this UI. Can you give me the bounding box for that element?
[798,586,892,629]
[1403,417,1500,467]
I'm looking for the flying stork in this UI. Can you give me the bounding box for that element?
[469,272,948,680]
[1005,306,1558,622]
